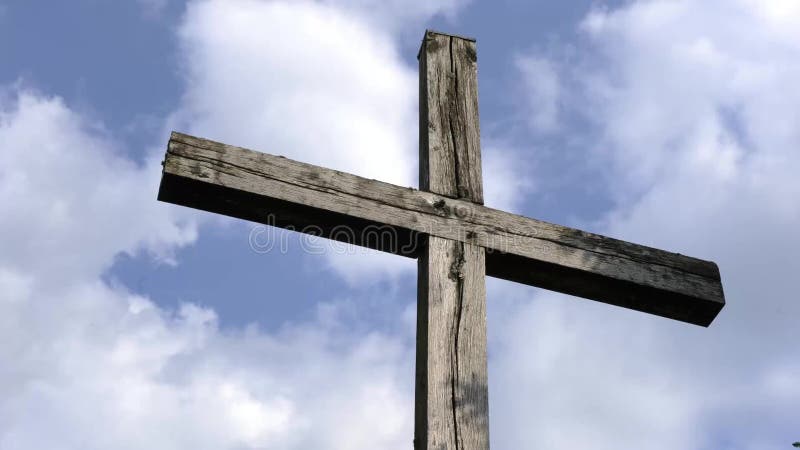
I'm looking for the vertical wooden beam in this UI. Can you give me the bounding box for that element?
[415,30,489,450]
[418,31,484,203]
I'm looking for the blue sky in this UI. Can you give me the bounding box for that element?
[1,0,798,448]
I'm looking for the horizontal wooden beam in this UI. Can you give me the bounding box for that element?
[158,132,725,326]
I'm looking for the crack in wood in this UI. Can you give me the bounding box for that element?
[449,242,466,448]
[448,36,464,201]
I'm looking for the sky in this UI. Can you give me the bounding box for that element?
[0,0,799,448]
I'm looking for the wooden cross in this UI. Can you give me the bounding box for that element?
[158,30,724,450]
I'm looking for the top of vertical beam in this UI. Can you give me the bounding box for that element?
[418,30,476,60]
[418,29,484,204]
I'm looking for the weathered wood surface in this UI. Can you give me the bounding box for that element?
[419,31,483,204]
[159,131,725,326]
[416,237,488,450]
[414,31,489,450]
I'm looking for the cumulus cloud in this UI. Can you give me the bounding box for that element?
[168,0,421,282]
[318,0,470,33]
[0,87,197,285]
[494,0,800,448]
[0,84,416,449]
[167,0,528,283]
[0,278,414,449]
[170,0,417,187]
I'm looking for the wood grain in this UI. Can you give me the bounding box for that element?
[415,31,489,450]
[159,130,724,326]
[416,237,488,450]
[419,31,483,203]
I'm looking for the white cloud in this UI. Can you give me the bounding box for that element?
[169,0,423,284]
[170,0,417,187]
[499,0,800,448]
[0,279,414,449]
[0,86,416,449]
[490,293,699,450]
[319,0,469,33]
[168,0,420,282]
[0,88,197,286]
[321,243,416,287]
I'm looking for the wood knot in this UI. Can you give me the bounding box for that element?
[190,164,208,179]
[448,244,466,281]
[432,199,453,217]
[449,256,466,281]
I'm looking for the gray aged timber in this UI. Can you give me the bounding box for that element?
[157,29,725,450]
[415,32,489,449]
[159,131,724,327]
